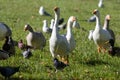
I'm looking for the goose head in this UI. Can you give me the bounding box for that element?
[54,7,60,16]
[24,24,33,32]
[93,9,100,17]
[105,14,111,21]
[68,16,76,23]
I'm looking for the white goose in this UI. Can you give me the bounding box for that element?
[50,19,55,29]
[39,6,51,16]
[0,22,12,41]
[66,16,76,52]
[92,9,112,53]
[98,0,103,8]
[24,24,46,50]
[49,7,70,65]
[103,14,115,47]
[42,20,52,33]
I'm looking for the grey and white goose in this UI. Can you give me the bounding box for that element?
[24,24,46,50]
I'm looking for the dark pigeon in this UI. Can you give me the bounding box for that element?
[53,58,68,72]
[2,36,15,56]
[0,66,20,79]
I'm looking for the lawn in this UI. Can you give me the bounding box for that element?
[0,0,120,80]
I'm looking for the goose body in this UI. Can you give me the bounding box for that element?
[92,9,112,52]
[66,16,76,52]
[24,24,46,50]
[49,7,70,64]
[42,20,52,33]
[0,22,12,40]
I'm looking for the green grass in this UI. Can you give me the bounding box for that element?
[0,0,120,79]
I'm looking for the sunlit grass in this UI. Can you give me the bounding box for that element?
[0,0,120,79]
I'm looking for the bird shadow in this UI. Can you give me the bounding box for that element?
[110,47,120,57]
[82,59,109,66]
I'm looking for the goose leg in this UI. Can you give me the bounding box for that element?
[97,46,101,53]
[63,55,69,65]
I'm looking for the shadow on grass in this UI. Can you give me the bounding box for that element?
[83,59,109,66]
[110,47,120,57]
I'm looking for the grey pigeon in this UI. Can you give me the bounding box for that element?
[22,47,32,59]
[0,66,19,79]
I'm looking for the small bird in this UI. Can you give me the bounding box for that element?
[2,36,15,56]
[0,66,20,79]
[22,47,32,59]
[53,58,68,73]
[39,6,52,17]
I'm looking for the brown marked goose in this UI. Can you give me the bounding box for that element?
[24,24,46,50]
[49,7,70,65]
[103,14,115,47]
[0,22,12,41]
[65,16,76,52]
[92,9,112,53]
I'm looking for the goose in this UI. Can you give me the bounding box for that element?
[0,66,19,79]
[88,30,94,40]
[24,24,46,50]
[92,9,112,53]
[98,0,103,8]
[65,16,76,52]
[39,6,51,16]
[49,7,70,65]
[42,20,52,33]
[103,14,115,47]
[0,22,12,41]
[0,50,9,60]
[2,36,15,56]
[87,15,96,22]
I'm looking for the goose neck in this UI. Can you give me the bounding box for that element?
[95,15,101,30]
[67,21,73,36]
[103,20,109,29]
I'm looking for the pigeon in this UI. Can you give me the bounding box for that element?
[22,47,32,59]
[0,66,20,79]
[2,36,15,56]
[18,39,25,50]
[53,58,68,73]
